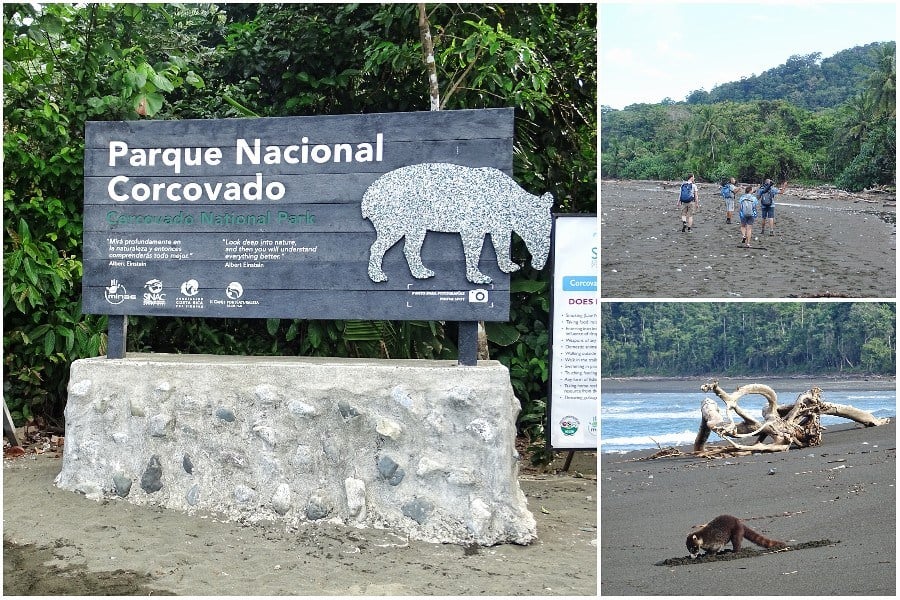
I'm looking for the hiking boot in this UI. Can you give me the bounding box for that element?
[769,231,775,236]
[741,237,746,244]
[726,218,731,224]
[687,227,692,233]
[681,223,687,232]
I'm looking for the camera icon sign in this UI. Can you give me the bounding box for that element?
[468,289,489,303]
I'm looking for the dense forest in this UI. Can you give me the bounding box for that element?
[2,3,596,457]
[602,303,896,377]
[601,42,895,191]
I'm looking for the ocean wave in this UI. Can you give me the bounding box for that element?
[601,410,701,420]
[600,429,697,449]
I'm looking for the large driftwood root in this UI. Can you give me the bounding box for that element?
[693,381,889,455]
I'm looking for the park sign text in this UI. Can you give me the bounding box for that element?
[82,108,534,321]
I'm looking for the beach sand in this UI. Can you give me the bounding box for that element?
[3,449,597,595]
[600,180,896,298]
[600,404,895,596]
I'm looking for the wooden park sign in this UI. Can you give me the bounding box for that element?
[82,108,553,362]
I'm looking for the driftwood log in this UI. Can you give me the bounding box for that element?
[693,380,890,456]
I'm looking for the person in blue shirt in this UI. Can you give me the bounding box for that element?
[756,179,785,236]
[720,177,738,224]
[737,185,760,247]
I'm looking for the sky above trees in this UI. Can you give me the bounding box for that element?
[601,2,896,109]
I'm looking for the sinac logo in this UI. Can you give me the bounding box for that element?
[145,279,164,294]
[226,282,244,300]
[143,279,166,306]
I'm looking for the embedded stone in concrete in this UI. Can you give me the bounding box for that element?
[140,455,163,493]
[186,484,200,506]
[234,485,256,504]
[402,498,434,524]
[305,492,331,521]
[215,408,236,422]
[374,455,407,485]
[113,473,132,498]
[149,413,172,437]
[55,354,537,545]
[344,478,366,520]
[271,483,292,516]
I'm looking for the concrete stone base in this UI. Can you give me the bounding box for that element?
[55,354,536,546]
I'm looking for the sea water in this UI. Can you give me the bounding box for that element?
[601,388,896,453]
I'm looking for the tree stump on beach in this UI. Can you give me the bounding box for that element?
[693,380,890,456]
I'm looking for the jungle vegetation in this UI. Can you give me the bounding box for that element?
[601,42,895,191]
[602,303,896,377]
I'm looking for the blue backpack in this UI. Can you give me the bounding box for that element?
[759,184,775,207]
[721,183,733,199]
[740,196,755,218]
[679,182,694,202]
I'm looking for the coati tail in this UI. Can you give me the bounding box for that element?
[742,525,787,549]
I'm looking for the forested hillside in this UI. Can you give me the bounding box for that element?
[687,43,890,110]
[602,303,895,377]
[601,42,895,191]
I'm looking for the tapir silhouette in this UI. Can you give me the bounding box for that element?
[362,163,553,284]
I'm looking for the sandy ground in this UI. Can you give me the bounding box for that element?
[600,378,896,596]
[600,179,896,298]
[3,448,597,596]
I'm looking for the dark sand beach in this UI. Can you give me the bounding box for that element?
[3,448,597,596]
[600,377,896,596]
[600,180,896,298]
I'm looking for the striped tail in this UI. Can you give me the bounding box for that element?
[743,525,786,549]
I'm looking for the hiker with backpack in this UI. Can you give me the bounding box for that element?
[677,174,700,233]
[756,179,785,236]
[738,185,759,248]
[720,177,738,224]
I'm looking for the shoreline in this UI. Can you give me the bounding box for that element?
[601,375,896,393]
[600,420,896,595]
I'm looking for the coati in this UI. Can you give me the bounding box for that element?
[686,514,787,558]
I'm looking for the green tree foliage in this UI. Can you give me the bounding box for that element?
[601,42,895,190]
[3,3,596,451]
[700,44,888,110]
[601,303,896,377]
[4,3,203,423]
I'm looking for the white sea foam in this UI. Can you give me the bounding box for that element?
[600,429,697,450]
[601,410,700,420]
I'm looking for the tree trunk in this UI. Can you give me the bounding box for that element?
[417,3,440,111]
[417,3,489,360]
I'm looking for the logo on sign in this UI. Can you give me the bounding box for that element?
[143,279,166,306]
[226,282,244,300]
[104,279,136,305]
[180,279,200,296]
[559,415,580,436]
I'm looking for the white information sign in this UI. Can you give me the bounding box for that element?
[548,215,598,449]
